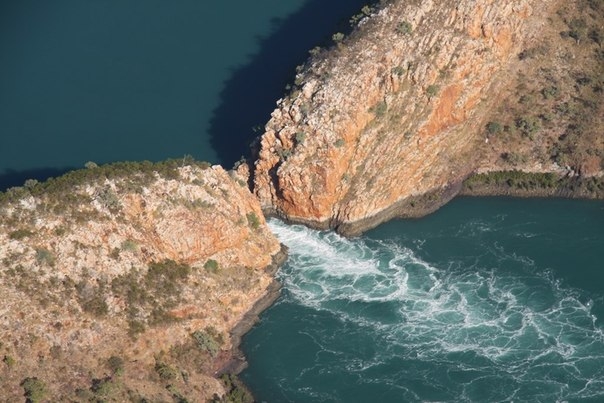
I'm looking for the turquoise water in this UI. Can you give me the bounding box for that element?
[242,198,604,402]
[0,0,368,189]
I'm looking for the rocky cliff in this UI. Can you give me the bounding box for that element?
[0,160,283,402]
[251,0,603,235]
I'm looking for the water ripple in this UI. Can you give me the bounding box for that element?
[268,219,604,401]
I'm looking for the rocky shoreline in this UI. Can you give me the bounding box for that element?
[249,0,603,237]
[261,182,463,237]
[262,170,604,237]
[221,245,288,376]
[460,171,604,199]
[1,165,599,400]
[2,0,602,399]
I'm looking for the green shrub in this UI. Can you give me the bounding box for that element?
[148,307,178,326]
[54,227,66,236]
[372,101,388,117]
[515,116,540,138]
[155,361,179,381]
[80,294,109,317]
[518,46,547,60]
[246,212,260,230]
[391,66,405,76]
[486,121,503,135]
[276,148,292,160]
[3,355,15,368]
[568,18,587,41]
[35,248,55,266]
[111,260,192,336]
[204,259,219,273]
[127,320,146,338]
[541,85,559,99]
[147,259,191,281]
[22,179,39,190]
[220,374,253,403]
[121,239,138,252]
[166,384,189,402]
[91,377,115,397]
[518,94,534,105]
[95,187,121,211]
[350,5,374,25]
[332,32,345,43]
[396,21,413,35]
[502,152,528,165]
[426,85,440,97]
[192,327,223,357]
[9,229,34,240]
[463,170,560,190]
[21,377,47,403]
[308,46,322,57]
[295,132,306,144]
[334,139,345,148]
[107,356,124,376]
[0,158,212,208]
[589,28,601,45]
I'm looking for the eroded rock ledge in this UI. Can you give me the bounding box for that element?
[251,0,603,235]
[0,160,282,401]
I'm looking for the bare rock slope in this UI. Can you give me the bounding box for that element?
[252,0,603,234]
[0,161,282,402]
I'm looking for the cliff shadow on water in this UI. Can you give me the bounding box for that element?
[208,0,374,167]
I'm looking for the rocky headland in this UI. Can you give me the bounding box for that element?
[251,0,603,235]
[0,160,284,402]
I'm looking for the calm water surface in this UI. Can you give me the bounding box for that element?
[0,0,368,189]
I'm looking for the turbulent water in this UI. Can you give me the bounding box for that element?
[242,198,604,402]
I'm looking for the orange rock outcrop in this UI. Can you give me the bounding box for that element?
[253,0,557,234]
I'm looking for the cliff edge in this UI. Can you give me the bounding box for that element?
[251,0,603,235]
[0,160,283,402]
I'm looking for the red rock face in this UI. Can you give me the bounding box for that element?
[253,0,551,233]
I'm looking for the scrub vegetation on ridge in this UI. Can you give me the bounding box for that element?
[473,0,604,180]
[0,158,282,401]
[250,0,603,235]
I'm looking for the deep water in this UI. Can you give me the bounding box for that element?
[242,198,604,402]
[0,0,369,190]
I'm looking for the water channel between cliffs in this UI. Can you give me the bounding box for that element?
[243,197,604,402]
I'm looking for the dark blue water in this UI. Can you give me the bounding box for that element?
[242,198,604,402]
[0,0,368,189]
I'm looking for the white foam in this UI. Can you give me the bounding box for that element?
[267,219,604,400]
